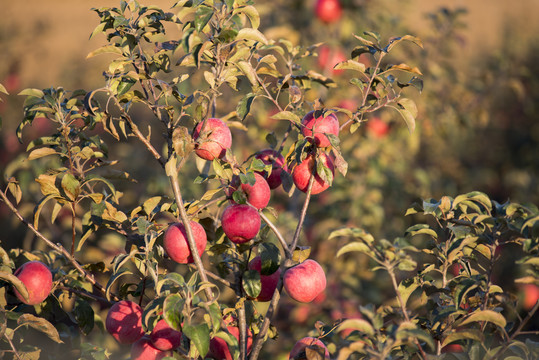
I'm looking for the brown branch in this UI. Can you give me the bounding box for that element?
[259,210,292,259]
[0,189,119,301]
[289,174,315,252]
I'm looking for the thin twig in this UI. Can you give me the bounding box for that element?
[289,174,315,252]
[0,189,119,301]
[259,211,292,259]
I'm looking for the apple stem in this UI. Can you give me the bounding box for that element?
[0,188,119,301]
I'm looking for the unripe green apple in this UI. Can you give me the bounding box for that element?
[131,336,172,360]
[228,173,271,209]
[292,153,334,195]
[248,256,281,302]
[284,259,327,303]
[289,337,330,360]
[192,118,232,161]
[221,204,261,244]
[150,319,182,351]
[13,261,53,305]
[106,300,144,344]
[163,221,207,264]
[301,111,340,148]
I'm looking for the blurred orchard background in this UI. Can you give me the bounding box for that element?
[1,0,539,358]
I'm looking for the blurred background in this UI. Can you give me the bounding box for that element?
[1,0,538,358]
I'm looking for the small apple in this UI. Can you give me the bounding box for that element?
[289,337,330,360]
[221,204,261,244]
[163,221,207,264]
[521,284,539,311]
[301,111,340,148]
[441,343,464,353]
[228,173,271,209]
[254,149,287,189]
[284,259,327,303]
[314,0,342,24]
[192,118,232,161]
[106,300,144,344]
[150,319,182,351]
[209,326,253,360]
[292,152,335,195]
[318,46,347,76]
[131,336,172,360]
[248,256,281,302]
[367,117,389,138]
[13,261,53,305]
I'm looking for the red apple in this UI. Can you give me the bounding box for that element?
[192,118,232,161]
[301,111,340,148]
[292,152,335,195]
[289,337,330,360]
[106,300,144,344]
[248,256,281,302]
[228,173,271,209]
[283,259,327,303]
[254,149,287,189]
[315,0,342,24]
[221,204,261,244]
[521,284,539,311]
[163,221,207,264]
[318,46,347,76]
[131,336,172,360]
[13,261,53,305]
[441,343,464,353]
[150,319,182,351]
[367,117,389,138]
[209,326,252,360]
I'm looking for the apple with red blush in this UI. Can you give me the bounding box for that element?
[314,0,342,24]
[283,259,327,303]
[367,117,390,138]
[209,326,253,360]
[248,256,281,302]
[289,337,330,360]
[106,300,144,344]
[163,221,207,264]
[228,173,271,209]
[13,261,53,305]
[301,110,340,148]
[192,118,232,161]
[254,149,287,189]
[150,319,182,351]
[131,336,172,360]
[221,204,261,244]
[292,152,335,195]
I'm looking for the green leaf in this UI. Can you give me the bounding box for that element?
[236,93,256,121]
[86,45,123,59]
[18,314,63,343]
[61,173,81,201]
[73,299,95,335]
[459,310,507,329]
[259,242,281,275]
[336,242,371,257]
[441,329,483,347]
[183,323,210,358]
[233,5,260,29]
[333,60,366,73]
[0,271,29,302]
[105,268,132,300]
[243,269,261,298]
[337,318,375,336]
[18,88,45,98]
[398,277,419,307]
[195,6,214,33]
[143,196,162,216]
[164,293,185,330]
[236,28,268,45]
[0,83,8,95]
[271,111,301,124]
[237,61,257,86]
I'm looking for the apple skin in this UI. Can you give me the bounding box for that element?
[367,117,390,138]
[228,173,271,209]
[192,118,232,161]
[315,0,342,24]
[209,326,252,360]
[289,337,330,360]
[521,284,539,311]
[254,149,287,189]
[106,300,145,344]
[283,259,327,303]
[318,46,347,76]
[248,256,281,302]
[221,204,261,244]
[301,111,340,148]
[163,221,207,264]
[13,261,53,305]
[150,319,182,351]
[441,343,464,353]
[131,336,172,360]
[292,153,335,195]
